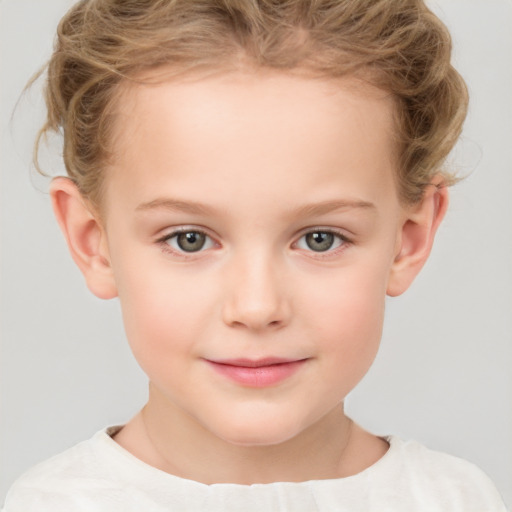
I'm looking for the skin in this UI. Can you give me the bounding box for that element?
[51,70,447,484]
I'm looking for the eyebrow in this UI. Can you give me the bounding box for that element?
[136,198,217,216]
[291,199,376,217]
[135,198,376,217]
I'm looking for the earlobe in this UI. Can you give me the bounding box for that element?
[50,177,118,300]
[386,178,449,297]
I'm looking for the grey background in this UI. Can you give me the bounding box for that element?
[1,0,511,507]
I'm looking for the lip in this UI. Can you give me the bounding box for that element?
[205,357,309,388]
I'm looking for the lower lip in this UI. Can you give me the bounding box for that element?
[206,360,307,388]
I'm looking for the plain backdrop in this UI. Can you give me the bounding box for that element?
[1,0,511,507]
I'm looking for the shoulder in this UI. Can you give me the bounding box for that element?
[2,428,121,511]
[384,436,507,510]
[392,436,495,482]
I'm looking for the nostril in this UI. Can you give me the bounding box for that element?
[220,269,291,330]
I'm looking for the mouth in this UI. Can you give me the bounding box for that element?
[204,357,309,388]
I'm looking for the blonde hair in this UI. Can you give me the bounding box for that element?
[36,0,468,205]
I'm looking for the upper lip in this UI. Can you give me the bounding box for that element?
[206,357,307,368]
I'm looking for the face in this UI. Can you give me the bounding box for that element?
[101,71,405,446]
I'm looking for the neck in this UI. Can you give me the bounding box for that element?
[113,384,387,485]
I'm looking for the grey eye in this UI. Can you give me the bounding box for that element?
[297,231,344,252]
[167,231,213,253]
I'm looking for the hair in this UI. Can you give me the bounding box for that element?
[35,0,468,206]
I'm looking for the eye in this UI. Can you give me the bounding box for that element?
[163,229,215,253]
[296,230,347,253]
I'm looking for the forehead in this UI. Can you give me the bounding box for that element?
[105,70,399,213]
[115,69,395,141]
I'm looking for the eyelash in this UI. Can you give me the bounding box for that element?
[156,226,352,259]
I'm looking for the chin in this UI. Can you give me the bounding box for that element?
[210,416,304,447]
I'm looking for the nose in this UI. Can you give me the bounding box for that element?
[221,251,291,331]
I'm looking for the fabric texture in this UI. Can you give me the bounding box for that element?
[3,426,507,512]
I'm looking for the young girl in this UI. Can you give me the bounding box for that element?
[2,0,509,510]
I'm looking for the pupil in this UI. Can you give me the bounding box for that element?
[177,232,205,252]
[306,232,334,252]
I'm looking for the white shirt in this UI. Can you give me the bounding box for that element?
[3,426,507,511]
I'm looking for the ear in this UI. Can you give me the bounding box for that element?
[386,177,449,297]
[50,177,118,299]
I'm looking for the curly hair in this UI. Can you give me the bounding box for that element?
[35,0,468,205]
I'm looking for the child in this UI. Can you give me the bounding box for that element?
[3,0,508,510]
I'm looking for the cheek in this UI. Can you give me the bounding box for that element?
[306,260,387,328]
[114,262,213,373]
[303,264,388,376]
